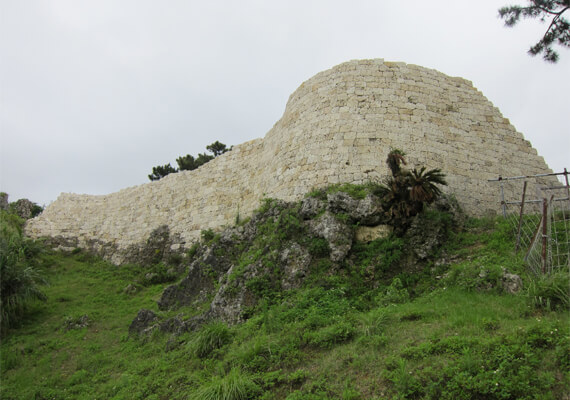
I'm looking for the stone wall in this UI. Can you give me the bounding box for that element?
[25,59,556,264]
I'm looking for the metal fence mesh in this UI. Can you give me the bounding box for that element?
[489,170,570,275]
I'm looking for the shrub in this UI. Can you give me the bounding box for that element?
[0,210,47,331]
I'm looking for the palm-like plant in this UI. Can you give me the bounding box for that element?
[408,167,447,204]
[386,149,407,176]
[378,150,447,233]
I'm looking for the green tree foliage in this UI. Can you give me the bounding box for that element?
[176,153,215,171]
[148,141,230,181]
[206,140,230,156]
[0,210,47,332]
[148,163,178,181]
[376,149,447,233]
[499,0,570,62]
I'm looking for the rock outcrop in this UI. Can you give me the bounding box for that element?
[131,191,463,335]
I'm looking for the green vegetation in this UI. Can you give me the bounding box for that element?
[0,210,48,332]
[374,149,447,234]
[148,141,230,181]
[1,190,568,399]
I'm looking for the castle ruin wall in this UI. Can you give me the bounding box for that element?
[25,59,556,264]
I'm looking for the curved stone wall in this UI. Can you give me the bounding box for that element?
[26,59,555,264]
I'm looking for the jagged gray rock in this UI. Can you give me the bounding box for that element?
[299,197,325,219]
[502,270,523,294]
[280,243,312,290]
[306,211,353,262]
[206,261,262,324]
[158,245,234,311]
[129,309,158,336]
[326,192,383,225]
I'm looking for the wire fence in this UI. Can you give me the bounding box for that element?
[489,169,570,275]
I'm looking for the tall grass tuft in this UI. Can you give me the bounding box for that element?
[189,368,260,400]
[0,210,47,331]
[526,271,570,311]
[190,321,233,358]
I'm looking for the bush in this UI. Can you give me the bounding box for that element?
[0,210,47,331]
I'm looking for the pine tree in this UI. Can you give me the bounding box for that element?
[499,0,570,62]
[148,141,230,181]
[148,163,178,181]
[206,141,229,156]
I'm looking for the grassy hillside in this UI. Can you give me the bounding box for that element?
[1,206,568,399]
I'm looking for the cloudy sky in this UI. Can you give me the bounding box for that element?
[1,0,568,206]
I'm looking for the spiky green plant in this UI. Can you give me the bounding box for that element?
[377,150,447,233]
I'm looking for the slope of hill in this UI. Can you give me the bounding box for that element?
[1,185,568,399]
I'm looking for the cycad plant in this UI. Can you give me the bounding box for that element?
[376,150,447,233]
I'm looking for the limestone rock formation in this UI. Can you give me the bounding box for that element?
[25,59,556,264]
[131,192,465,334]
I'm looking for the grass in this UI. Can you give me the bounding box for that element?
[1,210,569,399]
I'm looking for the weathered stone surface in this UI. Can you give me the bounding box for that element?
[355,225,392,242]
[25,59,557,264]
[306,211,353,262]
[206,262,261,324]
[158,245,234,311]
[299,197,325,219]
[129,309,158,336]
[327,192,384,225]
[502,270,523,294]
[280,243,312,290]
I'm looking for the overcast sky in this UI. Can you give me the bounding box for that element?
[1,0,568,206]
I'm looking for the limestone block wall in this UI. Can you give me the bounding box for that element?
[26,59,556,264]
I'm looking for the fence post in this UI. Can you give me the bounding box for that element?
[541,198,548,274]
[499,176,507,218]
[564,168,570,201]
[515,181,528,252]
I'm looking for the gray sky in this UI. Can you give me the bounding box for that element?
[1,0,568,206]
